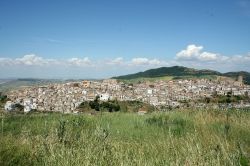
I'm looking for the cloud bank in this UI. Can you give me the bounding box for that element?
[175,44,250,72]
[176,44,220,61]
[0,44,250,78]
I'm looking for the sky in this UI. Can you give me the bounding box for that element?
[0,0,250,79]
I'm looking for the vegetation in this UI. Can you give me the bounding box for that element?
[200,92,250,104]
[84,96,121,112]
[0,93,7,103]
[0,93,7,112]
[172,74,218,80]
[113,66,220,79]
[0,109,249,165]
[77,97,154,113]
[112,66,250,85]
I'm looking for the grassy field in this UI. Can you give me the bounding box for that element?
[0,109,249,166]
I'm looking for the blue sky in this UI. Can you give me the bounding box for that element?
[0,0,250,78]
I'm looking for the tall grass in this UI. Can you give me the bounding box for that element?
[0,109,249,165]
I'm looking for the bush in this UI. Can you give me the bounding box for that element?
[0,95,7,103]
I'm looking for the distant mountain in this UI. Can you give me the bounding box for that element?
[112,66,250,85]
[0,79,65,93]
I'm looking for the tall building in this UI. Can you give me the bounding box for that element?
[238,75,243,83]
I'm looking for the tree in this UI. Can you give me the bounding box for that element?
[14,103,24,112]
[94,95,100,102]
[226,97,231,104]
[89,96,121,112]
[0,95,7,103]
[227,91,232,97]
[89,99,100,111]
[94,104,100,111]
[113,104,120,112]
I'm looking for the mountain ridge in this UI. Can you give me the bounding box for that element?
[112,66,250,85]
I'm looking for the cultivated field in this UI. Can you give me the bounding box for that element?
[0,109,249,165]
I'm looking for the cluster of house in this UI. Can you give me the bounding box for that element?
[4,76,250,113]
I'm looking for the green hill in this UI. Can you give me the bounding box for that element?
[113,66,220,79]
[112,66,250,84]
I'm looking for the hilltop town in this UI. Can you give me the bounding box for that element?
[3,75,250,113]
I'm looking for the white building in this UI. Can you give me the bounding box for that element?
[23,98,37,112]
[149,96,158,106]
[100,93,110,101]
[147,89,153,95]
[4,101,14,111]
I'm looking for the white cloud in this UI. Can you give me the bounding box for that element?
[107,57,124,65]
[0,54,92,67]
[68,57,91,66]
[148,59,161,65]
[199,52,218,61]
[174,44,250,72]
[176,44,219,61]
[0,54,50,66]
[1,48,250,79]
[131,58,166,66]
[176,44,203,60]
[0,58,12,66]
[131,58,150,65]
[15,54,48,66]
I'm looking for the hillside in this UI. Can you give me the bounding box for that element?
[113,66,220,79]
[112,66,250,84]
[0,79,65,93]
[223,71,250,85]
